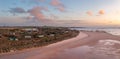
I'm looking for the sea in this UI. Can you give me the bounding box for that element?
[70,27,120,36]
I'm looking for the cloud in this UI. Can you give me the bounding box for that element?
[0,16,28,24]
[51,0,62,6]
[25,16,34,20]
[28,6,48,20]
[86,11,93,16]
[57,6,65,12]
[9,7,26,15]
[50,0,65,12]
[99,10,105,15]
[86,10,105,16]
[50,14,58,19]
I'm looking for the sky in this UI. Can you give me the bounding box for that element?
[0,0,120,27]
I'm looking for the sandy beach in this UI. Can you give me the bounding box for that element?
[1,31,120,59]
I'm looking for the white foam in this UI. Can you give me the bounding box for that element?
[99,39,120,46]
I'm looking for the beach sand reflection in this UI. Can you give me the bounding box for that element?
[52,39,120,59]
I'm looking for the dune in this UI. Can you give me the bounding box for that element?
[1,31,120,59]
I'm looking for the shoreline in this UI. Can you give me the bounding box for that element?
[0,31,80,55]
[0,28,79,54]
[1,31,120,59]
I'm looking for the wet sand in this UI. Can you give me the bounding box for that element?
[1,31,120,59]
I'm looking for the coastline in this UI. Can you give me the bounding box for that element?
[0,30,79,55]
[1,31,120,59]
[0,28,79,54]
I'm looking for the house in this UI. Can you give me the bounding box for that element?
[22,28,39,32]
[49,34,55,37]
[24,35,32,39]
[37,35,44,38]
[9,35,18,41]
[33,34,44,38]
[9,32,16,35]
[65,31,69,33]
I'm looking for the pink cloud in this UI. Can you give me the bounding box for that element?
[28,6,48,20]
[86,11,93,16]
[51,0,62,6]
[99,10,105,15]
[57,6,65,12]
[50,0,65,12]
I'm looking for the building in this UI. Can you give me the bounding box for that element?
[37,35,44,38]
[22,28,39,32]
[9,35,18,41]
[49,34,55,37]
[24,35,32,39]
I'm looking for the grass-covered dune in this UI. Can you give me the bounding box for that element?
[0,27,79,53]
